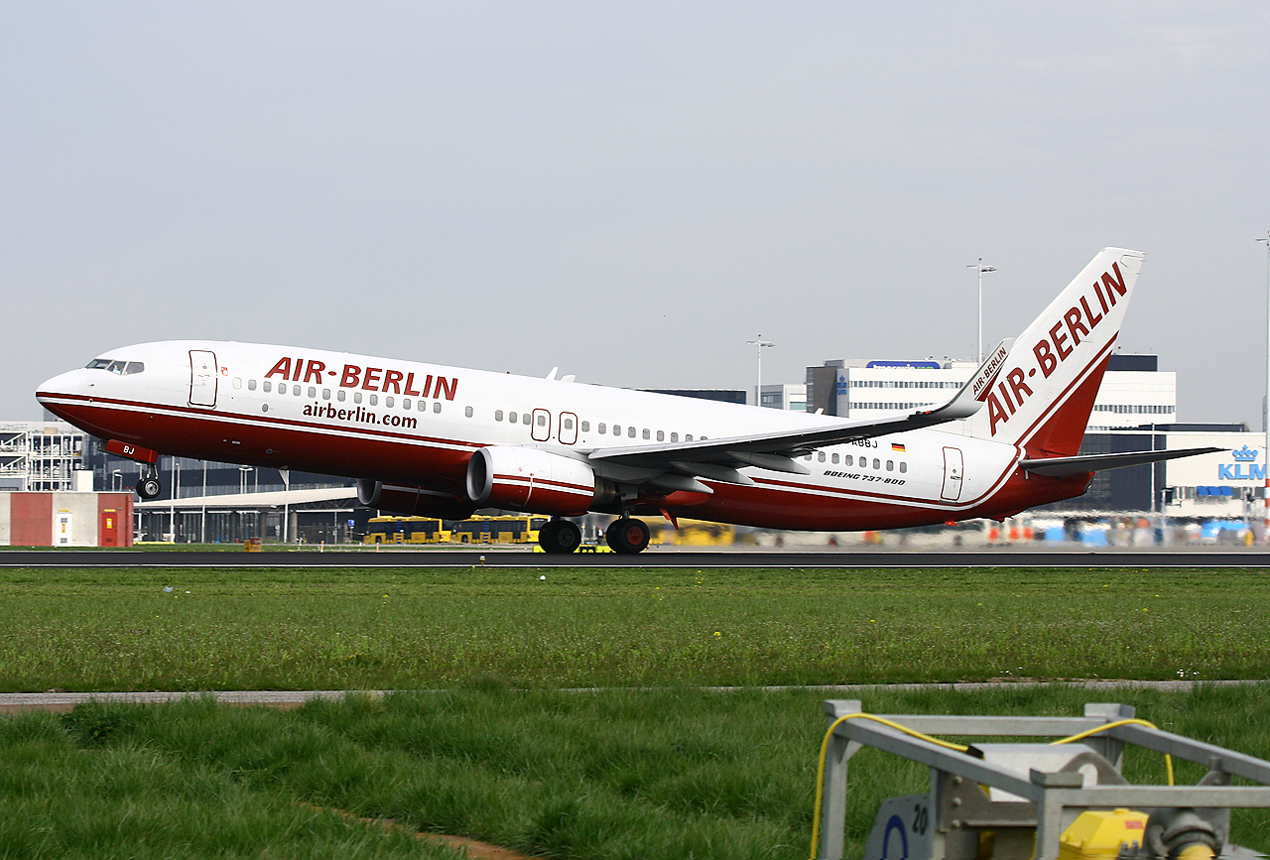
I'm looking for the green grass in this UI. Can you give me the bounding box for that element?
[3,685,1270,859]
[0,566,1267,691]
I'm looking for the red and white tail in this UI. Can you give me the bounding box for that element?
[962,248,1144,456]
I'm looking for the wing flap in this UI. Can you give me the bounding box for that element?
[585,342,1002,474]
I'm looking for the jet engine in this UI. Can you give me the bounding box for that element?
[356,479,477,520]
[464,446,616,516]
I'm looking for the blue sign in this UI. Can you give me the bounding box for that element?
[1219,447,1264,481]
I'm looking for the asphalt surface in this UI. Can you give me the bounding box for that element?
[1,548,1268,567]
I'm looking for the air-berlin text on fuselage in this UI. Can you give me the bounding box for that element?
[264,357,458,400]
[986,262,1127,436]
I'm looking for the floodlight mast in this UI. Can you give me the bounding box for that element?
[746,335,774,408]
[967,259,997,363]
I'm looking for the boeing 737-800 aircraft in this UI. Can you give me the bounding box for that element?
[36,248,1216,553]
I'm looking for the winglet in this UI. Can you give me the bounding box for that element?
[914,338,1012,423]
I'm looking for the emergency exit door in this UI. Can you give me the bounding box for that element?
[189,350,218,407]
[940,447,964,501]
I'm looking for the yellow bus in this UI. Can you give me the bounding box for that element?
[449,515,548,545]
[363,516,450,544]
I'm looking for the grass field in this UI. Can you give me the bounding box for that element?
[3,564,1270,858]
[0,565,1267,691]
[3,685,1270,859]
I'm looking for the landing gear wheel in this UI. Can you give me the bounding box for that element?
[136,476,162,500]
[605,517,650,554]
[538,519,582,555]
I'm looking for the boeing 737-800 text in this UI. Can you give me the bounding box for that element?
[36,248,1216,553]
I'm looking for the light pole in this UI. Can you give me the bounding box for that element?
[111,469,121,491]
[967,259,997,362]
[746,335,774,407]
[1259,232,1270,542]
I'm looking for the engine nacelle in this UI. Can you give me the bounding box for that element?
[465,446,612,516]
[356,479,477,520]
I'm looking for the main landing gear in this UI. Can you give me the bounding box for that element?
[135,465,162,500]
[605,517,650,555]
[536,516,652,554]
[538,518,583,554]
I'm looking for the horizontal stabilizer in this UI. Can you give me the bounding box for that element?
[1020,446,1224,477]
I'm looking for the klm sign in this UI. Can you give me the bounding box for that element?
[1219,446,1264,481]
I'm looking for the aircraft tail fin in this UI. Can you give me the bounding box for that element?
[962,248,1144,456]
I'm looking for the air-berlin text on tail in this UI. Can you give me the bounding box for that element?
[264,357,458,400]
[987,262,1127,436]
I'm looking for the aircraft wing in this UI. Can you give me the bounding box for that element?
[1019,447,1224,478]
[583,345,999,489]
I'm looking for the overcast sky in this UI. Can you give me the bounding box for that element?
[4,3,1267,426]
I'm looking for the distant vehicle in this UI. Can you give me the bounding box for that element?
[37,248,1218,554]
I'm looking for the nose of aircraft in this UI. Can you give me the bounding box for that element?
[35,369,84,411]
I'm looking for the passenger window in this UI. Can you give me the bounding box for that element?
[845,455,853,466]
[354,392,362,404]
[509,411,516,423]
[495,410,504,422]
[336,389,345,401]
[522,413,530,425]
[248,379,257,391]
[642,428,650,440]
[628,426,636,438]
[685,434,693,442]
[899,462,908,473]
[403,399,411,410]
[818,452,826,462]
[886,460,894,471]
[322,389,330,401]
[465,406,473,418]
[385,396,394,408]
[277,383,287,395]
[804,454,812,461]
[369,394,378,406]
[435,401,443,414]
[671,433,678,442]
[656,430,664,441]
[613,425,621,435]
[581,421,590,432]
[232,378,242,390]
[263,381,272,393]
[306,386,315,398]
[598,423,606,433]
[536,414,546,426]
[873,458,880,469]
[831,453,839,464]
[564,417,574,430]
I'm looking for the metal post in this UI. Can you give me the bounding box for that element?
[201,460,207,544]
[967,259,996,362]
[1260,232,1270,543]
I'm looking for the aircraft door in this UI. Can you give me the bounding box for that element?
[531,408,551,442]
[940,447,964,501]
[189,350,218,408]
[558,412,578,445]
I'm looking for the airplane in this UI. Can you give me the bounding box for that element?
[36,248,1219,554]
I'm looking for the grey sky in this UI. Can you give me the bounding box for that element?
[4,3,1267,426]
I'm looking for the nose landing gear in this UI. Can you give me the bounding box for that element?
[136,465,162,500]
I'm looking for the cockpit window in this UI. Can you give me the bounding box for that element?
[85,358,145,375]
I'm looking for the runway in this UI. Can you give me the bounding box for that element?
[2,548,1269,568]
